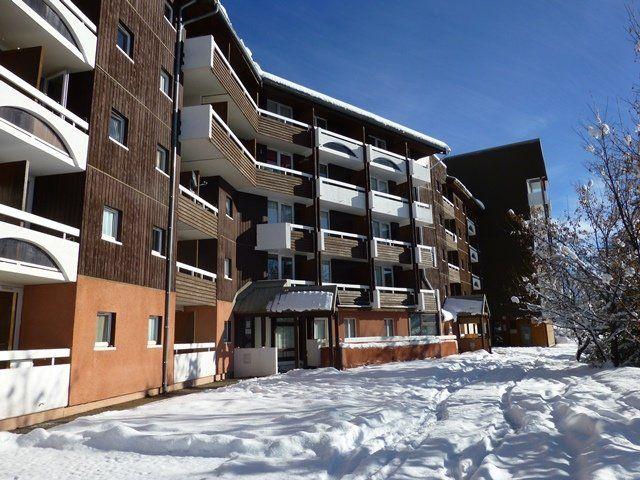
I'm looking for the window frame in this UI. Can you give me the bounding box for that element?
[267,199,294,224]
[108,109,128,147]
[265,148,294,170]
[147,315,162,347]
[163,1,174,26]
[159,68,172,99]
[225,196,233,218]
[95,312,116,349]
[345,318,356,338]
[116,22,134,60]
[266,99,293,119]
[222,320,232,343]
[384,318,394,337]
[371,177,389,194]
[368,135,387,150]
[314,115,328,130]
[372,220,391,239]
[321,259,331,283]
[319,210,330,230]
[224,257,232,280]
[101,206,121,244]
[156,144,169,175]
[375,265,394,287]
[151,226,166,258]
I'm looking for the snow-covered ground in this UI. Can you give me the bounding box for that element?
[1,345,639,479]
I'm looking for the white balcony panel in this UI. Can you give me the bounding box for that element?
[442,196,455,219]
[467,218,477,236]
[316,128,364,169]
[370,191,410,225]
[470,246,479,263]
[256,222,290,252]
[173,343,216,383]
[409,159,430,185]
[0,349,70,419]
[418,289,440,313]
[318,178,366,213]
[448,263,461,283]
[472,275,482,291]
[416,244,437,267]
[0,204,79,285]
[367,145,406,182]
[0,0,96,73]
[413,201,434,226]
[0,73,88,174]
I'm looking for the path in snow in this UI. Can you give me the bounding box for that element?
[0,345,639,479]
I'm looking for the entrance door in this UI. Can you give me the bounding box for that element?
[0,289,19,351]
[520,324,532,346]
[275,319,296,372]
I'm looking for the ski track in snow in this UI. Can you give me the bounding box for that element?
[0,345,639,479]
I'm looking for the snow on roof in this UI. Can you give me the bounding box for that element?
[448,175,485,211]
[233,280,336,314]
[267,290,334,313]
[261,71,451,154]
[442,296,487,320]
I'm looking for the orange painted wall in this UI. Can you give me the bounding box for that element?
[336,309,410,340]
[216,300,234,377]
[338,339,458,369]
[68,275,174,406]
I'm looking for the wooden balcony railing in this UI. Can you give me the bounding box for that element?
[320,229,367,259]
[177,186,218,239]
[255,162,313,199]
[372,238,412,265]
[175,262,217,307]
[325,283,370,307]
[375,287,416,309]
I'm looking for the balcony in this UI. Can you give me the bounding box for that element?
[409,159,430,185]
[257,109,313,152]
[256,223,314,256]
[469,246,479,263]
[317,177,366,213]
[448,263,461,283]
[415,244,437,268]
[0,203,79,284]
[0,66,88,174]
[418,289,439,313]
[0,348,70,420]
[467,218,477,236]
[442,196,455,219]
[175,262,217,307]
[176,186,218,240]
[183,35,259,131]
[0,0,97,73]
[413,201,434,226]
[371,238,412,267]
[180,105,257,188]
[327,283,370,307]
[367,145,407,183]
[174,343,216,384]
[315,127,364,169]
[370,191,410,225]
[255,163,313,204]
[472,275,482,291]
[373,287,416,309]
[319,229,367,260]
[445,228,458,251]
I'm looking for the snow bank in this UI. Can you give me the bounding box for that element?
[340,334,442,349]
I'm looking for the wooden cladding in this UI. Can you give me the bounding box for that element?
[176,271,217,307]
[212,53,259,129]
[379,291,416,308]
[421,292,439,313]
[337,289,370,307]
[176,194,218,238]
[376,244,411,264]
[210,113,257,185]
[257,115,312,148]
[448,267,461,284]
[255,169,312,198]
[417,248,436,269]
[323,236,366,259]
[290,229,314,253]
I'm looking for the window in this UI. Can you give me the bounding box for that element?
[267,200,293,223]
[225,196,233,218]
[321,259,331,283]
[148,316,162,346]
[314,116,328,129]
[320,211,330,230]
[95,312,115,348]
[156,145,169,173]
[410,313,438,336]
[372,220,391,239]
[527,179,542,193]
[371,177,389,194]
[368,135,387,150]
[375,266,393,287]
[102,206,121,243]
[384,318,394,337]
[313,318,328,340]
[319,164,328,178]
[151,227,165,257]
[224,258,232,279]
[267,254,279,280]
[109,109,128,146]
[266,99,293,118]
[345,318,356,338]
[281,256,294,279]
[222,320,231,343]
[265,149,293,169]
[116,22,133,58]
[163,2,173,24]
[160,69,172,98]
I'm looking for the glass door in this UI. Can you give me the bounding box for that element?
[0,287,21,351]
[275,318,296,372]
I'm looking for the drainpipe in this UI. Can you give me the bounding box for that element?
[163,0,219,395]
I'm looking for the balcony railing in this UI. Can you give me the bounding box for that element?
[472,274,482,291]
[442,195,455,219]
[413,201,434,226]
[418,289,439,313]
[176,185,218,240]
[370,191,410,224]
[175,262,217,307]
[469,246,479,263]
[0,348,70,419]
[255,162,313,200]
[0,66,88,173]
[173,342,216,383]
[316,127,364,168]
[325,283,370,307]
[371,237,412,266]
[409,159,430,185]
[448,263,461,283]
[444,228,458,251]
[317,177,366,212]
[256,223,314,254]
[467,218,477,236]
[319,229,367,260]
[0,203,79,283]
[415,244,437,268]
[367,144,406,182]
[373,286,416,309]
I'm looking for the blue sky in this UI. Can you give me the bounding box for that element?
[225,0,636,215]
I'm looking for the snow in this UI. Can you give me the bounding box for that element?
[1,345,639,479]
[267,290,334,313]
[340,335,443,349]
[442,296,485,320]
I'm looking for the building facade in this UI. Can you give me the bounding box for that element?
[0,0,490,429]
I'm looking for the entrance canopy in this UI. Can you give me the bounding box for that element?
[442,295,489,322]
[233,280,337,316]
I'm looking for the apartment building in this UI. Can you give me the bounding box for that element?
[445,139,555,348]
[0,0,489,429]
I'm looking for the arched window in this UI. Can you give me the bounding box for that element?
[0,239,59,270]
[324,141,356,158]
[0,107,69,154]
[24,0,78,48]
